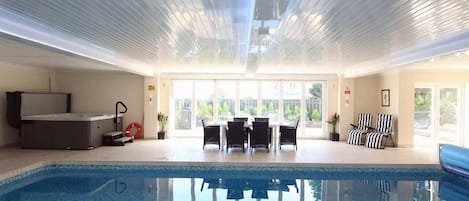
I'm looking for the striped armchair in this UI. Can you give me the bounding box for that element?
[365,114,395,149]
[347,113,372,145]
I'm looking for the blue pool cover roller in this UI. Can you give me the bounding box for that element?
[439,144,469,179]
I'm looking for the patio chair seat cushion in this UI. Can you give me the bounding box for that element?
[347,129,367,145]
[365,132,388,149]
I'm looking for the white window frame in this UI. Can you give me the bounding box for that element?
[414,83,464,146]
[170,79,328,139]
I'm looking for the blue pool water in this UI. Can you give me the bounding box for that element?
[0,164,468,201]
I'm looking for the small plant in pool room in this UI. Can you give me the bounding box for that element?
[157,112,168,139]
[326,113,340,141]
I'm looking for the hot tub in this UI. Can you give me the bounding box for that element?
[21,113,123,150]
[22,113,121,121]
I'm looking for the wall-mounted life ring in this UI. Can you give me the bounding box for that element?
[125,122,142,139]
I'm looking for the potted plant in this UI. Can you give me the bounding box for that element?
[157,112,168,139]
[326,113,340,141]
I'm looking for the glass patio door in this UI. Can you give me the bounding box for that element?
[414,87,433,147]
[437,87,461,145]
[171,79,327,138]
[173,80,193,132]
[304,82,324,138]
[414,85,462,147]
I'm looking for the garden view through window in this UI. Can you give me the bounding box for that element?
[172,80,325,137]
[414,85,461,147]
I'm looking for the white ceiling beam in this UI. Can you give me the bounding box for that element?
[0,7,155,76]
[344,30,469,78]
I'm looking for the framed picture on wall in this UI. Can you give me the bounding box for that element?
[381,89,390,107]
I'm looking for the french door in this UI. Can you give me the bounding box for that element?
[171,80,326,138]
[414,84,463,147]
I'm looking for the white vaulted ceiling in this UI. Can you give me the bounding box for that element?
[0,0,467,77]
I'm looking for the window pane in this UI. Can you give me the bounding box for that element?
[217,81,236,121]
[195,81,214,127]
[173,80,192,130]
[414,87,434,147]
[283,82,301,121]
[305,82,323,136]
[414,88,432,135]
[239,81,258,118]
[439,88,458,137]
[261,81,280,122]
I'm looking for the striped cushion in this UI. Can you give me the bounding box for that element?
[357,113,373,130]
[365,132,387,149]
[360,180,394,192]
[360,180,373,185]
[347,130,367,145]
[376,180,393,192]
[376,114,393,133]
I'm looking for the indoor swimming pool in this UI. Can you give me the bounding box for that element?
[0,164,467,201]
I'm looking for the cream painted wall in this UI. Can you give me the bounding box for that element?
[378,71,399,115]
[338,76,355,140]
[158,78,170,117]
[144,76,158,139]
[326,78,339,138]
[157,77,171,136]
[0,65,57,146]
[353,76,379,116]
[378,71,400,146]
[350,73,400,145]
[398,70,469,147]
[57,71,144,137]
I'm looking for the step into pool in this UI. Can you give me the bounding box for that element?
[0,164,467,201]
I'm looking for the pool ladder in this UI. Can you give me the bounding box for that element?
[103,101,133,146]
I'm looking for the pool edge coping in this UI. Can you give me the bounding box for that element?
[0,160,442,182]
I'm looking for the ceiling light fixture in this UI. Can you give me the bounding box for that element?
[289,15,298,23]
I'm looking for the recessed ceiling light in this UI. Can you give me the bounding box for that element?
[289,15,298,23]
[314,15,322,24]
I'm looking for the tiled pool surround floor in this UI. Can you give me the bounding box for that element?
[0,139,439,180]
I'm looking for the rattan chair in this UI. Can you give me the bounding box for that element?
[279,120,299,150]
[254,117,272,145]
[202,119,220,150]
[250,121,270,152]
[225,121,246,152]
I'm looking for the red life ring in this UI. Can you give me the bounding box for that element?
[125,122,142,139]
